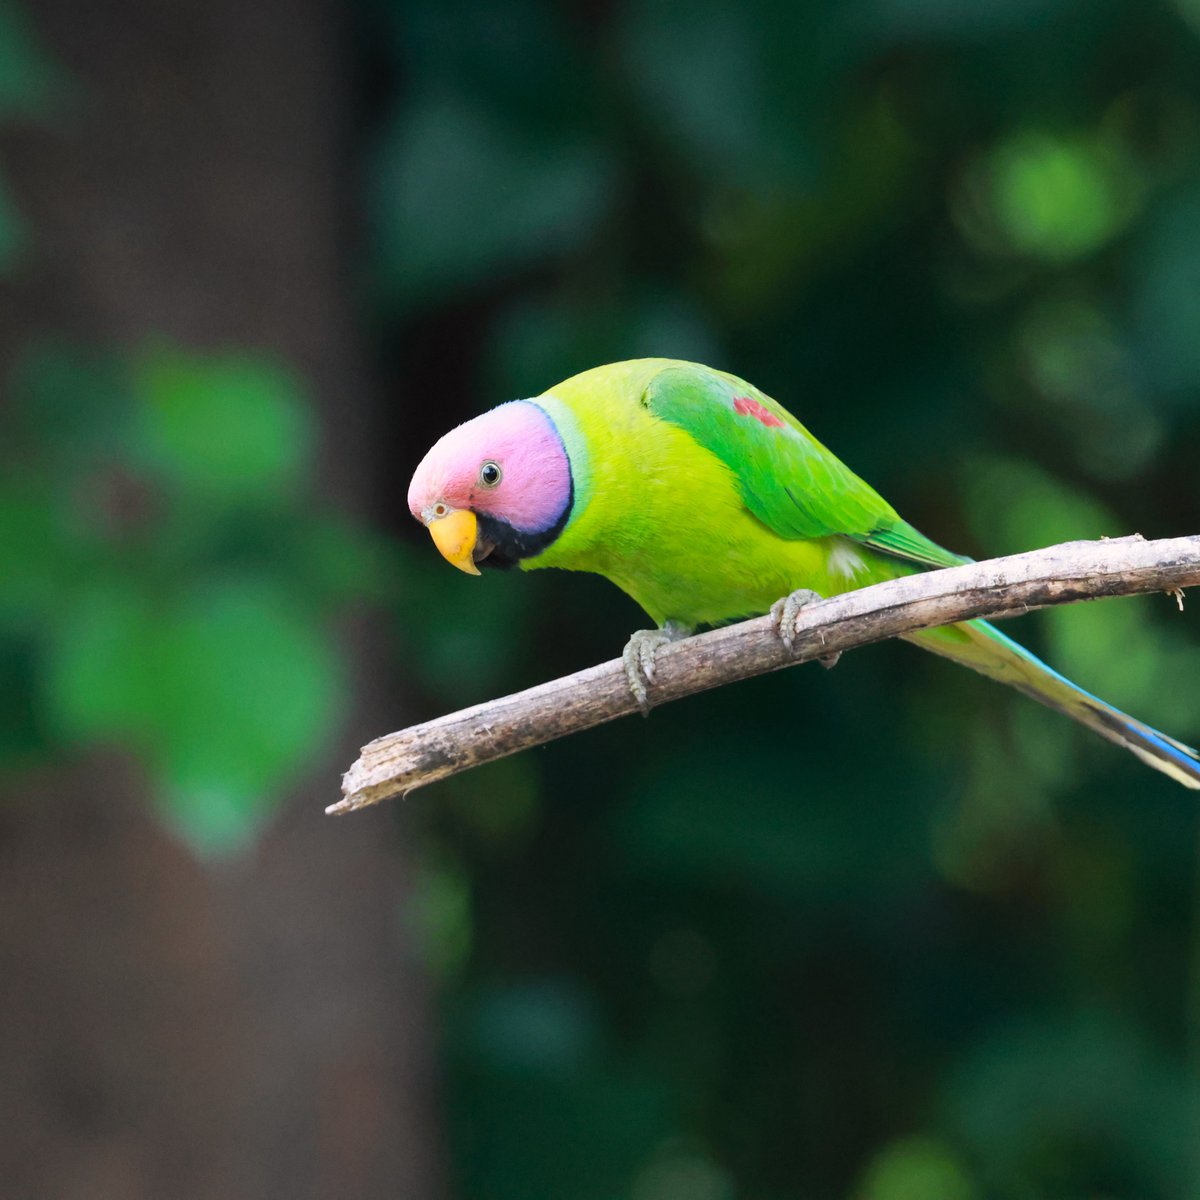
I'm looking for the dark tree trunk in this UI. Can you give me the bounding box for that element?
[0,1,444,1196]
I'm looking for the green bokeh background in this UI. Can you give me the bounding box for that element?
[4,0,1200,1195]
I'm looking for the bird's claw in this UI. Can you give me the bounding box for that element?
[622,621,691,715]
[772,585,840,672]
[770,588,839,666]
[769,588,823,654]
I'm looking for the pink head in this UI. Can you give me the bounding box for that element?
[408,401,572,573]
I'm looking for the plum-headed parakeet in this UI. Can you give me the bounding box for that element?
[407,359,1200,788]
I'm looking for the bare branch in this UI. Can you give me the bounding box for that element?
[330,534,1200,815]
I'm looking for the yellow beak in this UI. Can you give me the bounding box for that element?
[428,508,480,575]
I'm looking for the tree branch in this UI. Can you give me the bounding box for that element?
[329,534,1200,815]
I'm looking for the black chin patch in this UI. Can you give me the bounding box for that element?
[475,479,573,571]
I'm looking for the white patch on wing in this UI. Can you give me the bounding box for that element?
[828,541,865,580]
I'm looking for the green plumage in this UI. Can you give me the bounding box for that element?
[528,359,960,620]
[525,358,1200,789]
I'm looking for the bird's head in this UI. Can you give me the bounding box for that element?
[407,400,573,574]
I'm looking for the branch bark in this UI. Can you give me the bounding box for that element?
[330,534,1200,815]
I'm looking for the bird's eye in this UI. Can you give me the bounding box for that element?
[432,502,449,519]
[479,461,502,488]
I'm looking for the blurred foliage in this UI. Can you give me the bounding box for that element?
[364,0,1200,1196]
[0,341,382,853]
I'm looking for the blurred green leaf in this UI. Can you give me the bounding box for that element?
[288,514,394,605]
[42,578,156,743]
[43,571,344,855]
[0,473,74,628]
[630,1144,734,1200]
[854,1136,977,1200]
[134,345,315,504]
[958,131,1141,263]
[0,332,368,857]
[144,577,343,854]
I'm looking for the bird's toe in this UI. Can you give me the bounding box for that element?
[770,588,823,653]
[621,623,691,715]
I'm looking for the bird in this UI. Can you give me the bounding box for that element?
[407,358,1200,789]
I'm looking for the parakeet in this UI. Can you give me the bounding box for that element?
[408,358,1200,789]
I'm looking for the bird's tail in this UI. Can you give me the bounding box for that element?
[905,620,1200,789]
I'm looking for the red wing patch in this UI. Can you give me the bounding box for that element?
[733,395,785,428]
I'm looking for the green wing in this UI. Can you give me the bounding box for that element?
[644,363,968,571]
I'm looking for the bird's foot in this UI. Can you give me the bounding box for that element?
[622,620,691,716]
[770,588,840,667]
[769,588,821,652]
